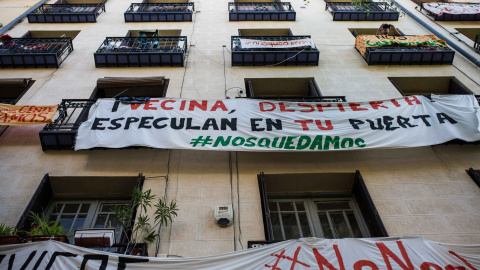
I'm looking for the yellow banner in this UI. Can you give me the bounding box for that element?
[355,35,447,56]
[0,104,58,125]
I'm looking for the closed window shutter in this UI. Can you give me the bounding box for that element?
[258,172,274,240]
[467,168,480,188]
[16,174,53,231]
[352,170,388,237]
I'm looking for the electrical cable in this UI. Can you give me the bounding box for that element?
[235,151,243,249]
[223,46,227,95]
[154,149,172,255]
[228,151,237,251]
[180,2,199,98]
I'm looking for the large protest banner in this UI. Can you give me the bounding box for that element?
[0,104,57,125]
[0,237,479,269]
[75,95,480,151]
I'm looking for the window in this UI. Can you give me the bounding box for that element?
[126,29,182,37]
[21,30,80,39]
[238,28,292,36]
[243,77,346,102]
[89,76,169,99]
[258,172,388,241]
[47,201,128,242]
[269,198,367,240]
[348,28,404,37]
[0,78,35,136]
[16,174,144,244]
[388,76,473,96]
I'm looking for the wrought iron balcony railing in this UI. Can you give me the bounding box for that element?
[363,46,455,65]
[124,3,194,22]
[27,4,106,23]
[40,99,95,151]
[231,36,319,66]
[0,38,74,68]
[94,36,187,67]
[326,2,399,21]
[228,2,295,21]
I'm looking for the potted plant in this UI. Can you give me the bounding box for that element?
[0,223,22,245]
[112,187,178,256]
[25,212,70,244]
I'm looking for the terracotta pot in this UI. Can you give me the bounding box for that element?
[25,235,70,244]
[0,235,22,245]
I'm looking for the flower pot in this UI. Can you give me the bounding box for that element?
[25,235,70,244]
[0,235,22,245]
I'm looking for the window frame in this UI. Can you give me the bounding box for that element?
[268,197,370,240]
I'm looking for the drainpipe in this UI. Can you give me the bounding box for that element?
[0,0,48,36]
[392,0,480,68]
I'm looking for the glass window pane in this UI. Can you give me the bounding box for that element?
[281,213,300,239]
[298,213,312,237]
[330,212,351,238]
[347,212,363,238]
[295,201,305,211]
[315,202,351,211]
[318,212,334,239]
[63,204,80,213]
[51,204,63,214]
[271,213,283,240]
[278,202,294,211]
[101,204,116,212]
[94,214,108,228]
[80,204,90,213]
[268,202,277,211]
[72,214,87,231]
[58,215,75,233]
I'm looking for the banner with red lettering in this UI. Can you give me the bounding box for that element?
[423,2,480,15]
[0,104,58,125]
[0,237,479,269]
[75,95,480,151]
[239,38,316,49]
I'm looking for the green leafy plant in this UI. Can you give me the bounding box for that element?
[0,223,17,236]
[27,212,67,236]
[112,188,178,248]
[351,0,405,17]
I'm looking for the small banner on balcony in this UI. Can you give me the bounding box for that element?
[355,35,447,56]
[0,237,479,269]
[75,95,480,151]
[423,2,480,15]
[239,38,316,49]
[0,104,58,125]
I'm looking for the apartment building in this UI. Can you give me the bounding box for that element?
[0,0,479,264]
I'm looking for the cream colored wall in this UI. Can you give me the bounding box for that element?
[0,0,479,258]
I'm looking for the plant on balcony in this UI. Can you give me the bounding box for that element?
[0,223,22,245]
[112,187,178,255]
[25,212,70,243]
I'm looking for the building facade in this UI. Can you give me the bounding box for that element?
[0,0,480,259]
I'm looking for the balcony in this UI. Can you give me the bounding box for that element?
[326,2,399,21]
[420,2,480,21]
[27,4,106,23]
[355,35,454,65]
[40,99,94,151]
[124,3,194,22]
[228,2,295,21]
[94,36,187,67]
[0,38,74,68]
[231,36,319,66]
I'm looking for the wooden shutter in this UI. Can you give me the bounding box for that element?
[352,170,388,237]
[258,172,274,240]
[467,168,480,188]
[16,174,53,231]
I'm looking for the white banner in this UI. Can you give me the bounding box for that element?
[423,2,480,15]
[75,95,480,151]
[239,38,316,49]
[0,237,479,269]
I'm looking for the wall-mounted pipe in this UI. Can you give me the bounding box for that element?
[392,0,480,68]
[0,0,48,36]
